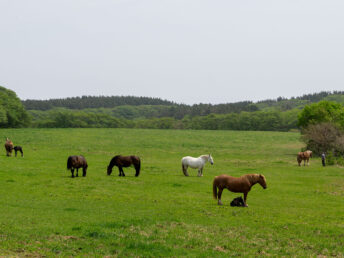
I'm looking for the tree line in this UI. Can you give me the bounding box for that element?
[2,85,344,133]
[28,108,299,131]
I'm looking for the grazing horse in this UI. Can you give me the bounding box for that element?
[67,155,88,178]
[213,174,267,207]
[4,138,14,156]
[107,155,141,177]
[181,154,214,176]
[14,146,23,157]
[297,150,312,166]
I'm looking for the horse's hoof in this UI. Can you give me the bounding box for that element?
[218,201,223,206]
[244,204,248,207]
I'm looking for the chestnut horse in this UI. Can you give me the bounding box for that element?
[107,155,141,177]
[4,138,14,156]
[213,174,267,207]
[67,155,88,178]
[297,150,312,166]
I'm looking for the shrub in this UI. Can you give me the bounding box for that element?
[301,123,344,155]
[326,151,335,166]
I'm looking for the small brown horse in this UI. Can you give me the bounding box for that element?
[4,138,14,156]
[107,155,141,177]
[67,155,88,178]
[297,150,312,166]
[14,146,23,157]
[213,174,267,207]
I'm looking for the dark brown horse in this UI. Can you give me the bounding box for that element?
[107,155,141,177]
[67,155,88,178]
[14,146,23,157]
[4,138,14,156]
[297,150,312,166]
[213,174,267,207]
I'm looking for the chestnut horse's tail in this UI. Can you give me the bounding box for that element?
[213,178,218,200]
[67,156,73,169]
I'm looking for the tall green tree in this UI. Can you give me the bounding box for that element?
[297,101,344,129]
[0,86,31,127]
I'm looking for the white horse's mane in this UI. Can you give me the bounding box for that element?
[200,154,210,160]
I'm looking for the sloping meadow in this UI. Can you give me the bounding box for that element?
[0,129,343,256]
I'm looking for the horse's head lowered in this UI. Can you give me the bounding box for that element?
[208,154,214,165]
[107,165,112,175]
[258,174,267,189]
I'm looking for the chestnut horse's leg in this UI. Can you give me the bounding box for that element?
[243,192,248,207]
[76,168,79,177]
[217,188,224,205]
[71,168,75,178]
[121,167,125,177]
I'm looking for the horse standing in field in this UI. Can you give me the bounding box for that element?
[213,174,267,207]
[297,150,312,166]
[107,155,141,177]
[67,155,88,178]
[181,154,214,176]
[4,138,14,156]
[14,146,23,157]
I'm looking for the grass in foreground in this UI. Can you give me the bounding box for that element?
[0,128,343,256]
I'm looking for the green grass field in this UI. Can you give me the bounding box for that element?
[0,129,343,257]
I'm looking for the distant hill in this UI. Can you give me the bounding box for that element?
[23,91,344,117]
[22,91,344,131]
[22,96,176,110]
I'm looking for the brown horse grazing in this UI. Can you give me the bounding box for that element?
[213,174,267,207]
[14,146,23,157]
[107,155,141,177]
[67,155,88,178]
[297,150,312,166]
[4,138,14,156]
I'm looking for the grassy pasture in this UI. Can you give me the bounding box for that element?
[0,128,343,257]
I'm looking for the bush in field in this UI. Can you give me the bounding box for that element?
[301,123,344,165]
[301,123,342,154]
[299,101,344,161]
[0,86,31,127]
[336,156,344,166]
[326,151,336,165]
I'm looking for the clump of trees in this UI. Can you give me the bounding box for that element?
[298,101,344,163]
[0,86,31,127]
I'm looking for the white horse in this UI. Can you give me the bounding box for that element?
[181,154,214,177]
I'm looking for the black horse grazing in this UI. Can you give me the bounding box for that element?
[14,146,23,157]
[67,155,88,178]
[107,155,141,177]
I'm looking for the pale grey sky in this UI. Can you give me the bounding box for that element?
[1,0,344,104]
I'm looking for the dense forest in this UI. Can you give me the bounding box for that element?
[1,86,344,131]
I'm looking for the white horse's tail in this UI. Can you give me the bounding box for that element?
[182,164,189,176]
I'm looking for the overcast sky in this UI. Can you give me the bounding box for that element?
[1,0,344,104]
